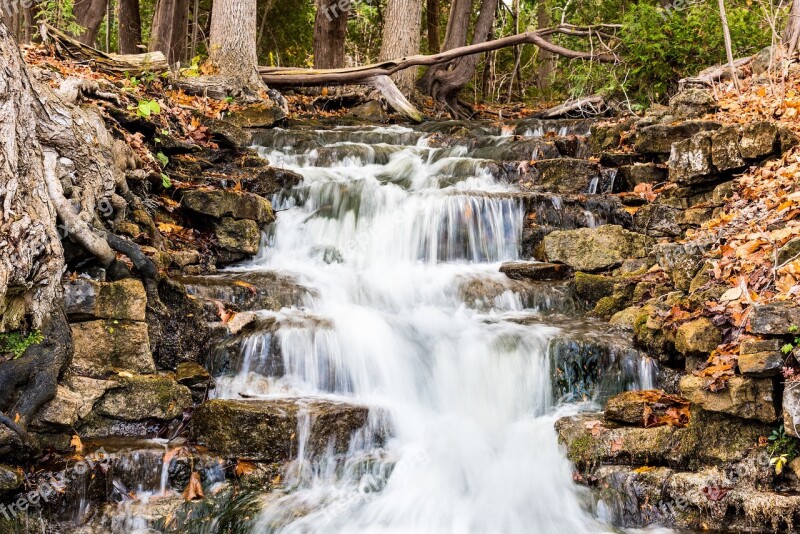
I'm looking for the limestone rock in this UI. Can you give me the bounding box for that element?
[530,158,600,194]
[191,399,374,461]
[617,164,668,189]
[654,242,707,292]
[348,100,388,122]
[710,125,745,172]
[739,121,778,160]
[96,375,192,422]
[542,225,652,272]
[668,132,714,183]
[604,390,689,427]
[777,237,800,266]
[634,121,721,155]
[500,261,570,281]
[783,382,800,437]
[632,204,682,238]
[181,190,274,225]
[748,302,800,335]
[70,320,156,377]
[679,375,777,423]
[609,306,642,332]
[175,362,211,387]
[224,103,286,129]
[675,318,721,355]
[739,338,784,377]
[0,464,23,491]
[64,278,147,322]
[669,88,717,119]
[34,376,117,428]
[214,217,261,255]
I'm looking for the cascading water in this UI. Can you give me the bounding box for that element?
[213,123,656,533]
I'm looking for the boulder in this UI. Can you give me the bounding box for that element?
[541,225,652,272]
[653,242,706,292]
[348,100,388,122]
[95,375,192,422]
[176,362,211,388]
[609,306,642,332]
[200,116,251,148]
[64,278,147,322]
[668,132,714,183]
[748,302,800,335]
[224,103,286,129]
[574,272,616,303]
[675,318,722,355]
[605,390,690,427]
[530,158,600,193]
[669,88,717,119]
[70,320,156,377]
[33,376,117,428]
[710,125,745,172]
[739,121,778,160]
[738,338,784,377]
[191,399,373,461]
[679,375,777,423]
[0,465,23,492]
[214,217,261,255]
[632,204,682,238]
[500,261,570,281]
[783,381,800,437]
[634,121,721,155]
[181,190,275,225]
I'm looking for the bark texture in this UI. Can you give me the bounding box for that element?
[785,0,800,57]
[150,0,190,65]
[426,0,441,53]
[313,0,349,69]
[209,0,264,92]
[118,0,143,54]
[380,0,424,94]
[418,0,500,117]
[74,0,108,46]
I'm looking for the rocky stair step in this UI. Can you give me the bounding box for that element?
[500,261,571,281]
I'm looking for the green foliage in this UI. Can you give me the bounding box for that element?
[161,173,172,189]
[782,325,800,355]
[156,152,169,167]
[131,99,162,119]
[181,56,203,78]
[37,0,84,36]
[769,424,800,475]
[0,330,44,359]
[616,1,771,102]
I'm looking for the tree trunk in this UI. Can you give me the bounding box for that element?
[536,1,556,91]
[379,0,424,95]
[718,0,739,92]
[785,0,800,57]
[118,0,143,54]
[74,0,108,46]
[150,0,190,65]
[426,0,440,53]
[209,0,264,94]
[313,0,349,69]
[418,0,500,117]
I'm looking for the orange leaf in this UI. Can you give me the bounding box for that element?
[182,472,204,501]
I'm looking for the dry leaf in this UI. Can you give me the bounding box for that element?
[182,472,204,501]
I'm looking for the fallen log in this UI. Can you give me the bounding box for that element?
[678,55,754,90]
[532,95,606,119]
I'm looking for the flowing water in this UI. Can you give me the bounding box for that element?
[196,122,659,533]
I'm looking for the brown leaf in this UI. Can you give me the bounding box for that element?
[70,435,84,454]
[235,460,257,477]
[182,472,204,501]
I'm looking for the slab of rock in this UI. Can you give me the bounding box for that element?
[668,132,714,183]
[64,278,147,322]
[0,464,23,491]
[191,399,372,461]
[748,302,800,335]
[70,320,156,377]
[654,242,707,291]
[710,125,745,172]
[783,382,800,437]
[669,88,717,119]
[181,190,275,225]
[96,375,192,422]
[738,338,784,377]
[214,217,261,255]
[224,103,286,129]
[541,225,652,272]
[499,261,570,281]
[634,121,721,155]
[739,121,778,159]
[605,390,690,427]
[33,376,117,428]
[176,362,211,387]
[675,318,722,355]
[530,158,600,193]
[679,375,777,423]
[348,100,388,122]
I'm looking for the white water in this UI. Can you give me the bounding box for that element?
[220,125,644,533]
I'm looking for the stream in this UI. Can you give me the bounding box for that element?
[209,122,657,533]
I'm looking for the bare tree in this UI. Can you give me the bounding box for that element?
[118,0,142,54]
[150,0,189,65]
[379,0,424,95]
[208,0,265,94]
[74,0,108,45]
[718,0,740,92]
[313,0,349,69]
[426,0,441,53]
